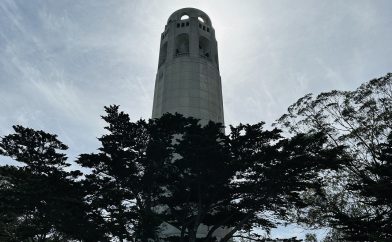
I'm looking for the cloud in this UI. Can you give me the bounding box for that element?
[0,0,391,147]
[1,0,392,239]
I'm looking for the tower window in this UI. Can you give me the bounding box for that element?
[181,23,185,27]
[177,23,180,28]
[203,26,206,31]
[199,36,211,61]
[199,23,202,28]
[207,28,210,32]
[186,22,189,26]
[175,33,189,56]
[181,14,189,20]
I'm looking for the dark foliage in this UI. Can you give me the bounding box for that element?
[3,73,382,242]
[74,106,344,241]
[277,73,392,241]
[0,126,103,241]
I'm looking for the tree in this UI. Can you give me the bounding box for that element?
[222,125,345,242]
[158,118,234,242]
[76,106,194,241]
[144,117,343,242]
[0,126,102,241]
[304,233,317,242]
[0,103,349,241]
[77,105,160,241]
[76,106,238,241]
[77,106,343,242]
[277,73,392,240]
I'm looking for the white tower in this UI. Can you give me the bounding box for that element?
[152,8,224,124]
[152,8,231,240]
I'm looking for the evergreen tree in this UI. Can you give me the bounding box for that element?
[0,126,102,241]
[277,73,392,240]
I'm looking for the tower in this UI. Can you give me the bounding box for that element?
[152,8,231,240]
[152,8,224,124]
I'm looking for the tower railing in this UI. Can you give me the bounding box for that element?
[175,52,190,57]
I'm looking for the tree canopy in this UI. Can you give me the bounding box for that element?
[277,73,392,241]
[1,73,391,241]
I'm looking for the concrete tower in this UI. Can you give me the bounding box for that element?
[152,8,224,124]
[152,8,231,240]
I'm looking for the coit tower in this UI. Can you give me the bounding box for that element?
[152,8,224,124]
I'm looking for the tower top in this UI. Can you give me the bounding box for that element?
[152,7,224,124]
[167,7,212,26]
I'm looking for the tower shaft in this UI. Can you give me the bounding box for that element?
[152,9,230,241]
[152,8,224,124]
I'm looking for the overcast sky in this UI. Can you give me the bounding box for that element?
[1,0,392,238]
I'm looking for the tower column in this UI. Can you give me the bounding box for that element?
[189,17,199,58]
[152,8,224,125]
[152,8,229,240]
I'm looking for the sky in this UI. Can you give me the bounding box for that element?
[1,0,392,239]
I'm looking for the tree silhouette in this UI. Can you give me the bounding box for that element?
[0,126,103,241]
[277,73,392,240]
[3,73,382,242]
[77,106,344,241]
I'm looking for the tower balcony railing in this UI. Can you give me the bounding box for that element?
[200,54,211,62]
[175,52,190,57]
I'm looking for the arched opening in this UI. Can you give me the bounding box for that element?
[159,42,168,67]
[199,36,211,60]
[180,14,189,20]
[175,33,189,56]
[198,16,205,23]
